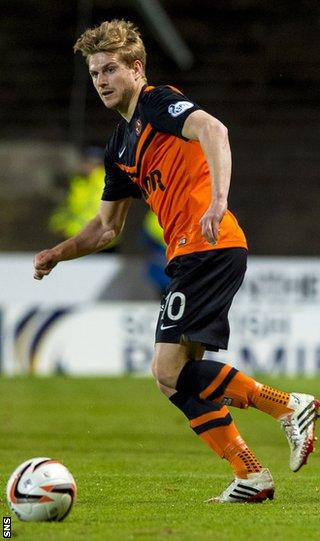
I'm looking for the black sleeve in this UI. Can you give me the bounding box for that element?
[143,86,201,139]
[102,148,142,201]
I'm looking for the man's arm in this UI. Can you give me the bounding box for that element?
[182,109,231,245]
[33,198,131,280]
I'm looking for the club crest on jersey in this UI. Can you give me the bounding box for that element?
[135,118,142,135]
[168,101,194,117]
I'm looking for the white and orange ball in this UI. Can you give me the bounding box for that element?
[6,457,77,522]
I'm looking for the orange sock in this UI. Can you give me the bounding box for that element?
[221,370,259,409]
[193,408,263,478]
[223,372,293,419]
[170,388,264,479]
[251,383,293,419]
[224,437,263,478]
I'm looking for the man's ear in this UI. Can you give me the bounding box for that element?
[133,59,144,79]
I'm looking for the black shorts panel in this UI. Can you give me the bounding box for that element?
[155,248,247,351]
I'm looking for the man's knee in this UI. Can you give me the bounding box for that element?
[153,362,179,389]
[151,354,181,389]
[156,380,176,398]
[152,341,197,390]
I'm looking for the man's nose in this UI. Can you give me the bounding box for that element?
[97,73,108,87]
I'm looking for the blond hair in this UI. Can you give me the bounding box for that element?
[73,19,147,69]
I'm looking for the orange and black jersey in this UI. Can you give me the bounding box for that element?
[102,84,247,261]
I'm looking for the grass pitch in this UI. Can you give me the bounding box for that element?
[1,375,320,541]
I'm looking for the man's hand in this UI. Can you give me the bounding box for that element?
[199,199,227,245]
[33,249,59,280]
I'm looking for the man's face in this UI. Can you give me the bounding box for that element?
[88,52,139,113]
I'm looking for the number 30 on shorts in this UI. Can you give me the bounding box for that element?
[161,291,186,321]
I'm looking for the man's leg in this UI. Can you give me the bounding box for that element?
[152,342,274,503]
[176,359,293,416]
[173,357,320,473]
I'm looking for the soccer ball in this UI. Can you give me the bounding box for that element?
[6,457,77,522]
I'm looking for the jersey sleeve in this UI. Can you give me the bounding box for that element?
[102,148,142,201]
[143,86,201,138]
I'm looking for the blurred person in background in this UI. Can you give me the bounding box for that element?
[33,19,319,504]
[49,146,120,253]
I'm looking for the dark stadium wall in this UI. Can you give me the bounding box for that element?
[0,0,319,255]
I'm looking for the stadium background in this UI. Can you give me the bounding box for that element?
[1,0,319,256]
[0,0,320,377]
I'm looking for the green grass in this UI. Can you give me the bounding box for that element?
[1,376,320,541]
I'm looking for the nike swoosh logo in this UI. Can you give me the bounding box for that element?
[118,146,126,158]
[160,324,177,330]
